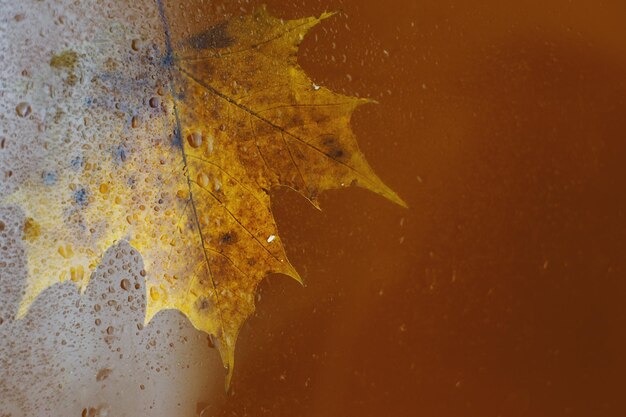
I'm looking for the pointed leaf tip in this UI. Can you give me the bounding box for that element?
[357,170,408,208]
[320,11,339,21]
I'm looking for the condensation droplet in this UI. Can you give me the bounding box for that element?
[197,172,210,188]
[70,265,84,282]
[150,286,160,301]
[96,368,111,381]
[187,132,203,148]
[57,244,73,259]
[15,102,32,118]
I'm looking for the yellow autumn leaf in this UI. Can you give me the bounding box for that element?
[1,4,405,386]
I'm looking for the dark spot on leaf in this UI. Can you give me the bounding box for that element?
[161,53,174,67]
[196,296,213,312]
[322,135,347,160]
[186,22,234,50]
[73,187,89,207]
[23,217,41,242]
[220,231,238,245]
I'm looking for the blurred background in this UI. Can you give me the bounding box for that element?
[1,0,626,416]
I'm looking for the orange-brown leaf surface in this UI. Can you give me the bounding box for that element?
[1,4,404,384]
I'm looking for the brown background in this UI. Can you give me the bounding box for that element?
[174,0,626,416]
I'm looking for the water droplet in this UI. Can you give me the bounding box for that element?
[149,97,159,108]
[197,172,210,188]
[57,244,73,259]
[187,132,203,148]
[15,102,31,117]
[120,278,130,290]
[70,265,84,282]
[150,286,160,301]
[42,171,57,185]
[96,368,112,381]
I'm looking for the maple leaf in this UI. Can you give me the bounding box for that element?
[1,5,405,385]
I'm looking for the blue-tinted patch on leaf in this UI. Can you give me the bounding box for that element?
[113,145,128,164]
[70,156,83,171]
[42,171,57,185]
[73,187,89,207]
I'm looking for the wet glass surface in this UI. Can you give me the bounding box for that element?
[1,0,625,416]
